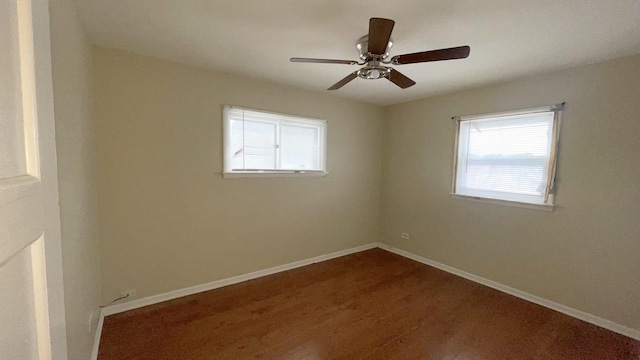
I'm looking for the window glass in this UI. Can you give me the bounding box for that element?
[223,106,327,177]
[230,119,277,170]
[280,124,319,170]
[454,109,560,206]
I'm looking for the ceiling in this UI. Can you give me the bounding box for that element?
[70,0,640,106]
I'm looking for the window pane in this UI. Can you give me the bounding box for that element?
[230,119,276,170]
[464,158,547,196]
[223,106,327,175]
[280,124,319,170]
[456,111,555,203]
[229,119,244,170]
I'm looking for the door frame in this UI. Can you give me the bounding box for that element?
[28,0,68,357]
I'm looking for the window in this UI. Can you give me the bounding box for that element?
[223,106,327,177]
[452,104,563,209]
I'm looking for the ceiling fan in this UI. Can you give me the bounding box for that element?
[290,18,470,90]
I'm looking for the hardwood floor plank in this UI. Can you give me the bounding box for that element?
[98,249,640,359]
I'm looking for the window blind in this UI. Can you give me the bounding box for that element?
[454,110,558,205]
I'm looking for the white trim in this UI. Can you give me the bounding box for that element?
[450,193,554,211]
[377,243,640,341]
[91,311,105,360]
[30,0,69,357]
[101,243,378,316]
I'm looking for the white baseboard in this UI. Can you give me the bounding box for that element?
[92,241,639,359]
[377,243,640,341]
[101,243,379,317]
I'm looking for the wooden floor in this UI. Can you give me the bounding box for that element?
[99,249,640,359]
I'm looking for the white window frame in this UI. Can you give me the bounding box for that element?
[451,103,564,211]
[222,105,328,178]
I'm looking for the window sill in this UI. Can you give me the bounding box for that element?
[222,171,328,179]
[450,193,554,212]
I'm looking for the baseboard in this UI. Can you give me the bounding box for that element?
[92,241,639,360]
[101,242,380,317]
[377,243,640,341]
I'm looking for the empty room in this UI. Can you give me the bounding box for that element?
[2,0,640,359]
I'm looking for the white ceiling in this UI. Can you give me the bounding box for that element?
[70,0,640,106]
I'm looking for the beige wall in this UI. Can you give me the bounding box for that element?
[381,54,640,331]
[49,0,102,359]
[93,47,384,303]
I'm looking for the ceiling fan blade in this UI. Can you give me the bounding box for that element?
[290,57,359,65]
[368,18,395,55]
[328,72,358,90]
[393,46,470,65]
[387,69,416,89]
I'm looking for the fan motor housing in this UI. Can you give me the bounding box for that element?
[356,35,393,61]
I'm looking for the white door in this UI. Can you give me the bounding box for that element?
[0,0,68,359]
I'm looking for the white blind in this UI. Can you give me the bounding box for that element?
[455,111,556,204]
[224,106,326,173]
[229,114,277,170]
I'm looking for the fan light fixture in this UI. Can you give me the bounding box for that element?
[357,66,390,80]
